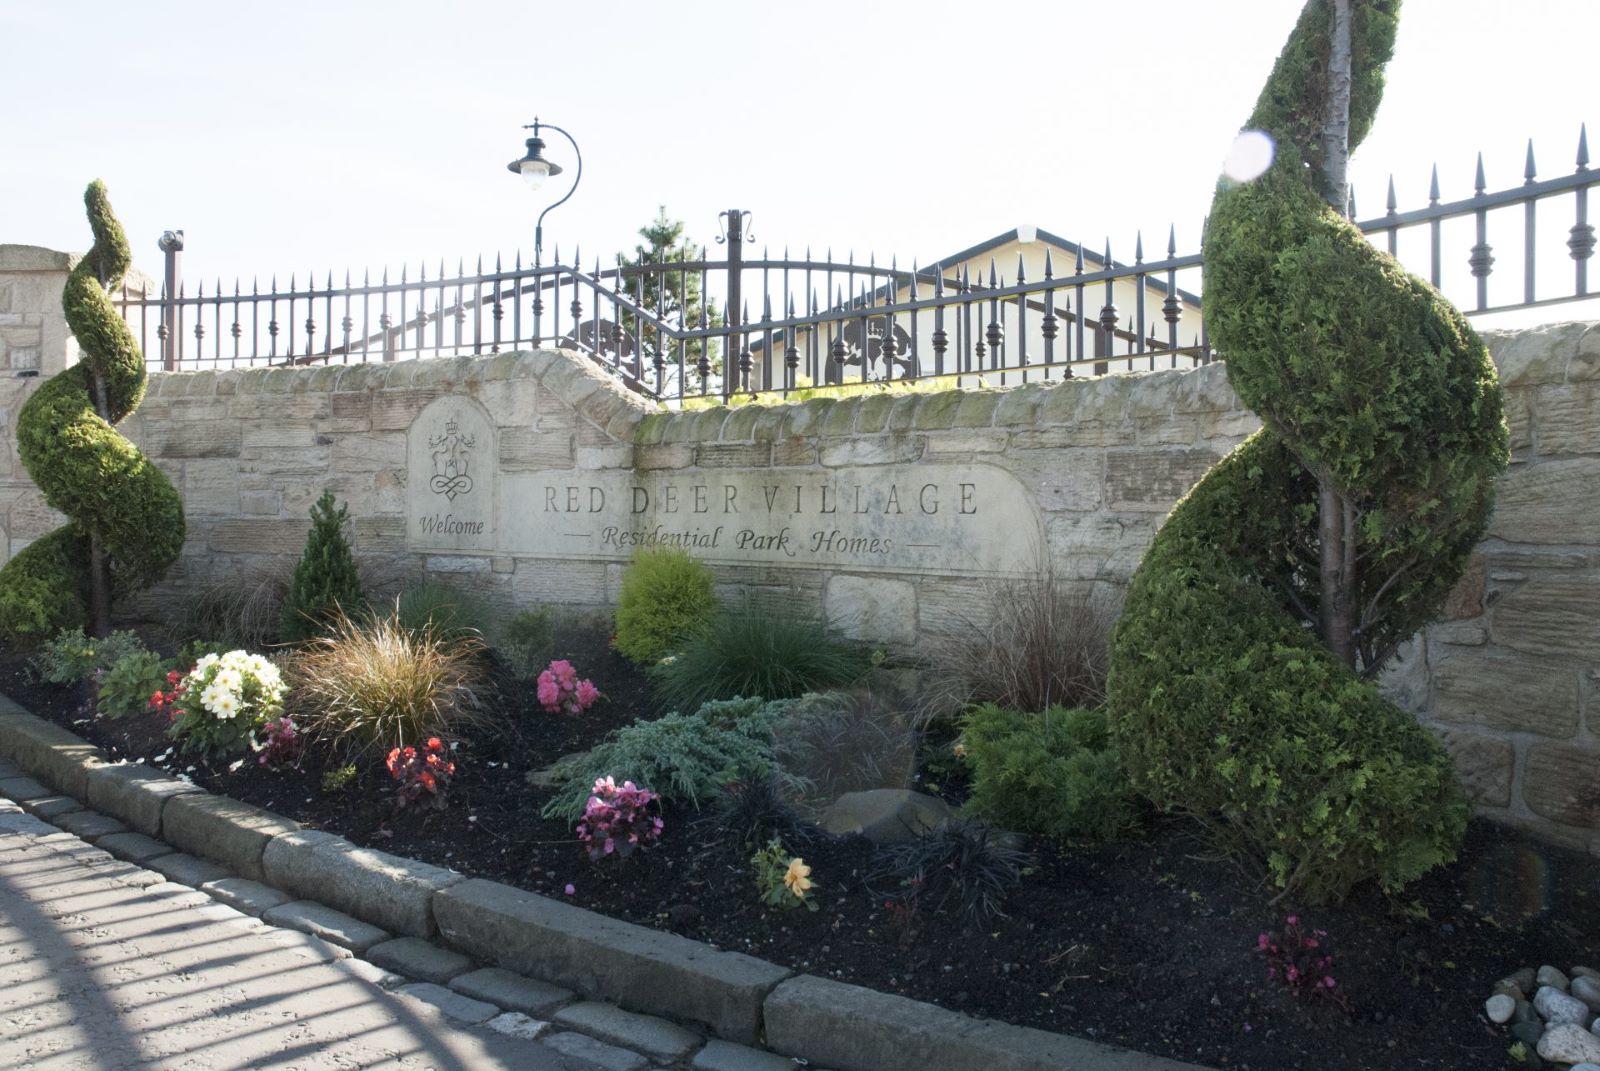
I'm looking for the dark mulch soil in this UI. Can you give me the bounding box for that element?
[3,640,1593,1071]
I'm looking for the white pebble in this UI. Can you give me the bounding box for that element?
[1485,993,1515,1024]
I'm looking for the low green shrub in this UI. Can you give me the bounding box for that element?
[612,548,719,664]
[96,649,169,719]
[540,698,794,822]
[961,704,1138,842]
[30,627,147,685]
[283,606,490,758]
[321,763,359,793]
[649,604,872,713]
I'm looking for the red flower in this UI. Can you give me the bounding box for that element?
[426,737,442,751]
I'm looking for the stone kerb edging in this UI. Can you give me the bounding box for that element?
[0,695,1214,1071]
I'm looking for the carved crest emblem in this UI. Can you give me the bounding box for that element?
[428,417,476,502]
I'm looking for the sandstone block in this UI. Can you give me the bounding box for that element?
[819,435,922,468]
[1430,729,1514,808]
[1431,651,1579,738]
[500,426,574,469]
[1491,570,1600,661]
[1525,743,1600,827]
[1489,458,1600,544]
[207,518,312,555]
[696,442,772,468]
[824,575,916,646]
[1104,447,1217,511]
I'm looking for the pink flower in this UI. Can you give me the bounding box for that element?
[564,883,575,896]
[1285,915,1298,927]
[575,680,601,709]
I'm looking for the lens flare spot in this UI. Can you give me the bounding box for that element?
[1224,130,1276,183]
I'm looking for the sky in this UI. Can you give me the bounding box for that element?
[0,0,1594,330]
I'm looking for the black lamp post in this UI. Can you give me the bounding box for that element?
[508,118,582,343]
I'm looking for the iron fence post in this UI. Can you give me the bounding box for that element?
[158,231,184,371]
[721,209,745,401]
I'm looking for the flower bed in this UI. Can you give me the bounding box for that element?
[5,632,1597,1071]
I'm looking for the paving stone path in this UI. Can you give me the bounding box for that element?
[0,796,653,1071]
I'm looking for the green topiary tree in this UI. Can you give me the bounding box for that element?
[0,182,184,641]
[1107,0,1509,904]
[280,491,364,643]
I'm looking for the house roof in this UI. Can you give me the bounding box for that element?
[748,227,1203,351]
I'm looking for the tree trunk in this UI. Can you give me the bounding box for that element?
[1316,0,1359,668]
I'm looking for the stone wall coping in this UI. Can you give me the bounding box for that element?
[0,694,1213,1071]
[142,347,655,428]
[0,244,79,272]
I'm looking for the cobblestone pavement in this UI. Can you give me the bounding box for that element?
[0,807,595,1071]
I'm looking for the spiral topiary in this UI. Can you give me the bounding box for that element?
[0,182,184,641]
[1107,1,1509,903]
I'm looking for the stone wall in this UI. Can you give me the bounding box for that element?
[1,294,1598,851]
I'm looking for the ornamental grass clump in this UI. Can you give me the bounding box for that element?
[284,605,489,758]
[649,603,872,714]
[866,818,1032,924]
[166,650,287,757]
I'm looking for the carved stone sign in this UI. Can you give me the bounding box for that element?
[406,396,495,552]
[497,464,1044,577]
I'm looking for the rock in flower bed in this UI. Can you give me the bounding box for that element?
[1485,963,1600,1066]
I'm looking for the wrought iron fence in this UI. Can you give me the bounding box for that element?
[116,125,1596,404]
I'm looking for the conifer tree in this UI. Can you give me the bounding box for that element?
[280,491,364,643]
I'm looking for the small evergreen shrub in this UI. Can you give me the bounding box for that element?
[31,627,147,685]
[321,763,359,793]
[649,604,872,713]
[96,648,169,719]
[280,491,364,643]
[961,704,1138,842]
[541,698,794,822]
[284,606,489,758]
[612,548,718,664]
